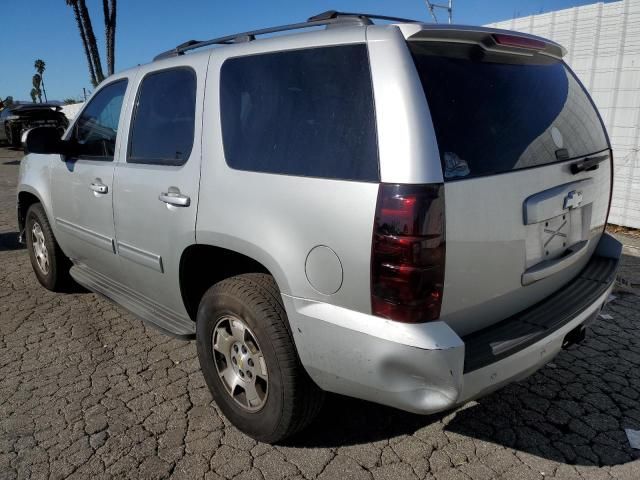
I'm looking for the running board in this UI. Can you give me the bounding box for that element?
[69,264,195,339]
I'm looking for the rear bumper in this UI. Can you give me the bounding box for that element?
[458,284,611,405]
[284,233,621,415]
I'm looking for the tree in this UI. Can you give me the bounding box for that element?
[32,74,43,103]
[0,96,14,109]
[65,0,117,86]
[77,0,104,82]
[66,0,97,86]
[103,0,116,76]
[34,59,48,102]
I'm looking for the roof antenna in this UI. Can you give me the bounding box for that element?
[424,0,453,24]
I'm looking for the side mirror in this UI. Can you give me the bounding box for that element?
[23,127,68,155]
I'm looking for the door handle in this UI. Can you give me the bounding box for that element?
[159,191,190,207]
[89,181,108,194]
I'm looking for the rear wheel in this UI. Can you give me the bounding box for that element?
[25,203,72,291]
[196,273,324,443]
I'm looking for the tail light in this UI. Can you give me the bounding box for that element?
[493,33,547,51]
[606,149,614,227]
[371,184,446,323]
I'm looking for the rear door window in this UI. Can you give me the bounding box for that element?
[409,42,609,180]
[220,44,379,182]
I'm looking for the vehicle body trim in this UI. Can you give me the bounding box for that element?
[116,241,164,273]
[523,177,595,225]
[366,25,443,184]
[521,240,589,285]
[55,217,115,253]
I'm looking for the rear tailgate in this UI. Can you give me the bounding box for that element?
[406,28,612,336]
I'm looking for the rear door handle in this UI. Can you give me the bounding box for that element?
[159,191,190,207]
[89,181,108,194]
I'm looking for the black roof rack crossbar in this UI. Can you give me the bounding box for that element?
[308,10,420,24]
[154,10,421,61]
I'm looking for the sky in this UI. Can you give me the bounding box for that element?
[0,0,618,102]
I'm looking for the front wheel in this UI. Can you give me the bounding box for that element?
[25,203,72,291]
[196,273,324,443]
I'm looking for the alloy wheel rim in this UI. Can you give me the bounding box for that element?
[212,315,268,412]
[31,222,49,275]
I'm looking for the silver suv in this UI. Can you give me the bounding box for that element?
[17,11,622,442]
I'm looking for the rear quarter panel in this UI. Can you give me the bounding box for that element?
[197,28,380,313]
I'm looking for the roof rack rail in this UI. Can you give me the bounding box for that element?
[307,10,420,24]
[154,10,421,61]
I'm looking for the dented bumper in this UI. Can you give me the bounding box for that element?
[283,233,621,415]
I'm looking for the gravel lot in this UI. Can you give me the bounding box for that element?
[1,146,640,480]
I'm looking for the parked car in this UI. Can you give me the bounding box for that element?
[16,11,621,442]
[0,103,68,147]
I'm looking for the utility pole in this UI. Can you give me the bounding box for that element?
[424,0,453,24]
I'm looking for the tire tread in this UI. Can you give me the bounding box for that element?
[197,273,323,442]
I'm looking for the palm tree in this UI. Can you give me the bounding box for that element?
[65,0,98,86]
[65,0,117,85]
[77,0,105,83]
[34,59,47,102]
[103,0,116,75]
[32,74,42,103]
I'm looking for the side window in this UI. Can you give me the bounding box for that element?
[127,68,197,166]
[220,44,379,182]
[74,79,128,160]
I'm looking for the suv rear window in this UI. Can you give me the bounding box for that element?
[220,44,379,182]
[409,42,609,180]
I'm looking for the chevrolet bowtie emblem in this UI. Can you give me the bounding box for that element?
[564,190,583,210]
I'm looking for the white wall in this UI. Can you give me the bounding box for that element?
[487,0,640,229]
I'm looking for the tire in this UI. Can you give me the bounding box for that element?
[196,273,324,443]
[7,124,21,148]
[3,125,12,145]
[25,203,72,291]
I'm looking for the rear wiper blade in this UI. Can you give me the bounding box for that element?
[570,154,608,174]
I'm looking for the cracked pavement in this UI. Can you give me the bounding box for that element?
[1,146,640,479]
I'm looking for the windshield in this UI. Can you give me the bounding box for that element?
[409,42,609,180]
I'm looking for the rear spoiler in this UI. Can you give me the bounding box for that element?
[397,24,567,60]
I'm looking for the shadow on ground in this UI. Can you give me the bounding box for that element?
[0,232,24,251]
[287,283,640,469]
